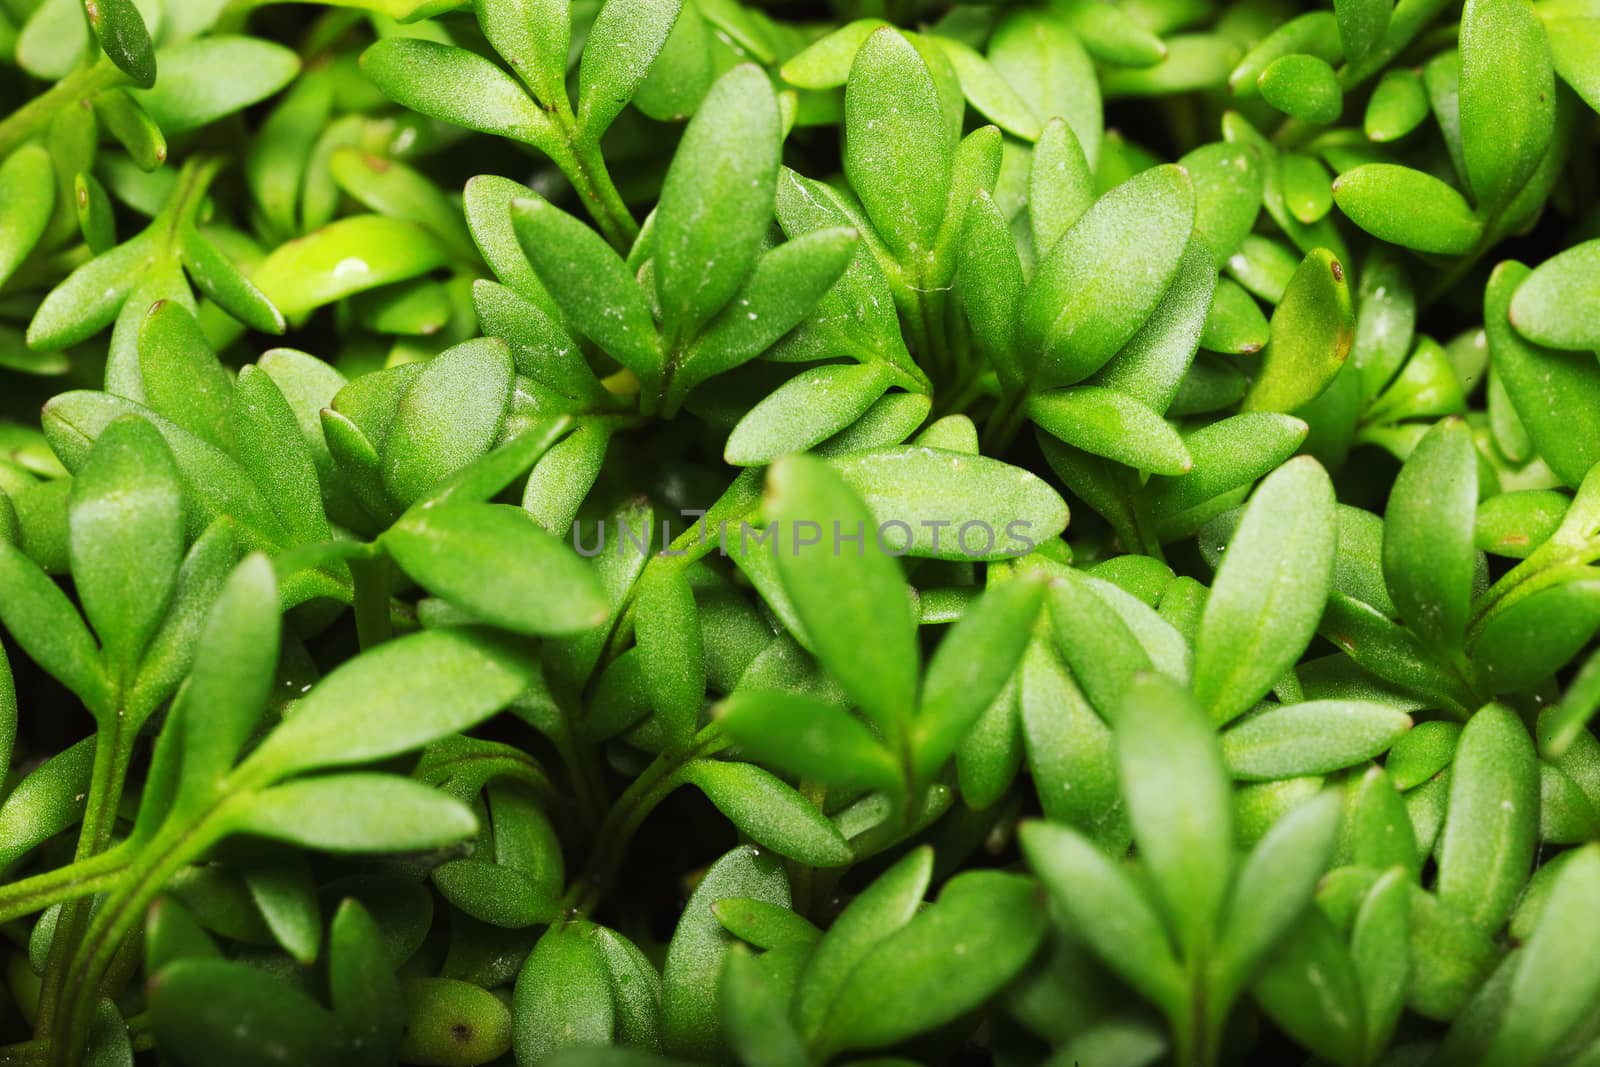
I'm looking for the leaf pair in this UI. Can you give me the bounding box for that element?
[720,454,1050,810]
[363,0,684,246]
[1022,675,1343,1058]
[508,64,859,418]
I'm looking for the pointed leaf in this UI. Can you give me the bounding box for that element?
[1193,457,1338,724]
[241,627,539,783]
[1383,417,1476,654]
[385,503,607,637]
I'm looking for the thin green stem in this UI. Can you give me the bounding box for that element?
[545,102,639,254]
[0,848,130,926]
[981,385,1031,455]
[575,725,730,907]
[350,555,393,649]
[46,798,240,1066]
[0,59,126,159]
[32,722,134,1046]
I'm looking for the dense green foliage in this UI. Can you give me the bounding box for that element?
[1,0,1600,1064]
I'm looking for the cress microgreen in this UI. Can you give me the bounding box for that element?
[2,0,1600,1064]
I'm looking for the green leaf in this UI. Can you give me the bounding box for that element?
[957,191,1023,385]
[1348,248,1416,403]
[816,870,1045,1056]
[1281,152,1334,224]
[1026,119,1094,262]
[1091,237,1218,413]
[1055,0,1167,68]
[1350,868,1411,1056]
[1020,164,1194,387]
[473,0,571,107]
[233,368,332,552]
[67,415,184,681]
[682,760,852,866]
[523,420,609,534]
[361,38,553,149]
[633,1,712,122]
[576,0,686,141]
[677,227,861,396]
[474,281,603,404]
[1436,704,1539,931]
[1021,820,1183,1012]
[148,959,341,1067]
[0,146,55,290]
[241,627,537,783]
[779,18,886,88]
[590,925,664,1050]
[512,195,663,393]
[1213,790,1341,999]
[989,9,1102,164]
[241,853,320,965]
[716,689,900,793]
[1143,412,1308,536]
[635,564,705,751]
[0,644,13,781]
[130,516,242,714]
[663,845,788,1059]
[1459,0,1555,213]
[381,338,514,505]
[26,235,154,351]
[1481,844,1600,1065]
[844,27,953,261]
[1221,701,1412,779]
[824,446,1069,561]
[136,300,230,451]
[655,65,779,344]
[1241,249,1354,413]
[1028,387,1191,475]
[712,898,821,950]
[771,169,922,387]
[145,896,221,975]
[327,150,475,260]
[0,736,95,869]
[229,774,477,852]
[1488,261,1600,488]
[463,174,554,308]
[1181,141,1263,271]
[796,846,931,1040]
[1473,579,1600,693]
[174,554,278,807]
[1335,0,1392,66]
[913,574,1047,781]
[954,674,1023,809]
[327,902,402,1067]
[725,364,894,466]
[1252,912,1366,1066]
[763,454,918,748]
[721,945,809,1067]
[385,503,606,637]
[934,36,1039,142]
[86,0,155,88]
[514,924,615,1063]
[1193,457,1338,724]
[1509,239,1600,351]
[251,216,448,321]
[1046,572,1152,724]
[1332,164,1481,254]
[1018,642,1125,847]
[1382,417,1477,655]
[1364,68,1428,142]
[136,36,299,132]
[398,978,513,1067]
[1257,54,1343,124]
[1116,673,1233,954]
